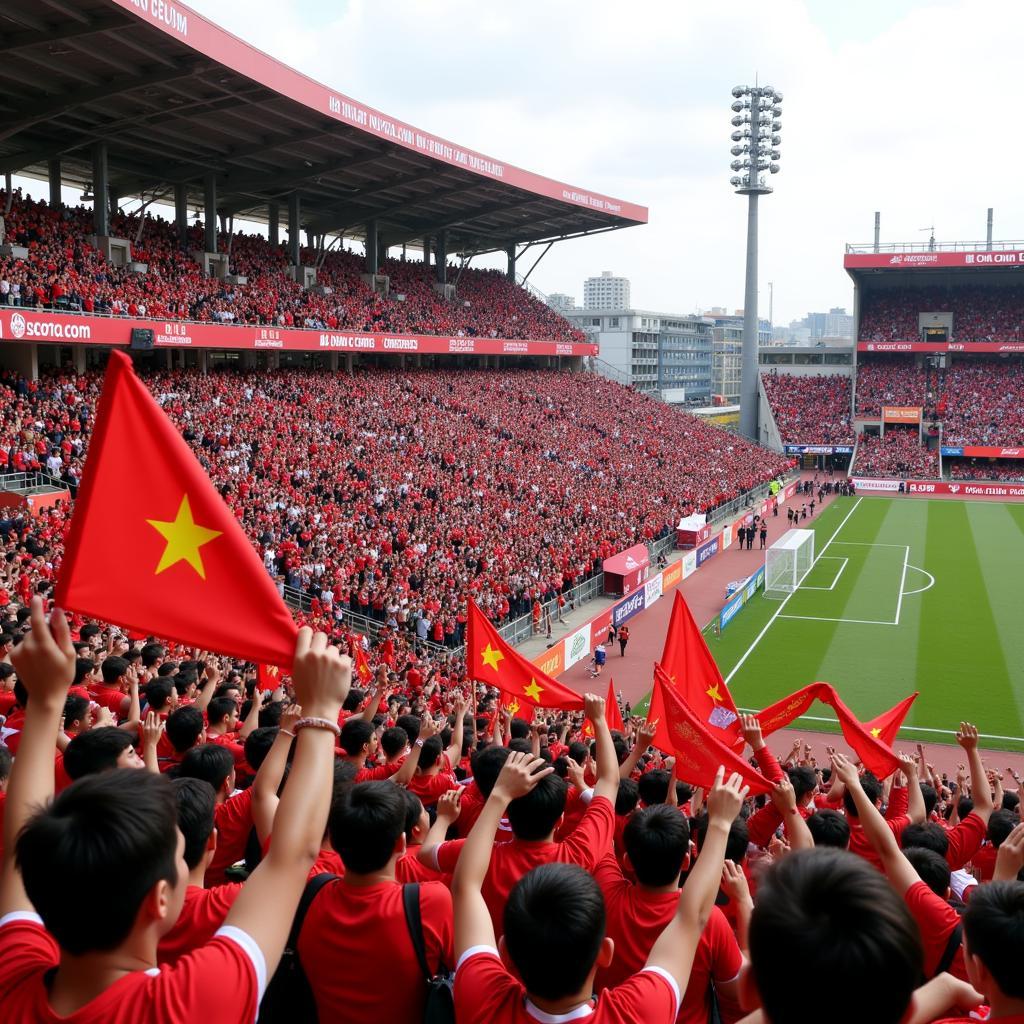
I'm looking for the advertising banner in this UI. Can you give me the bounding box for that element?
[851,477,903,492]
[696,537,720,567]
[940,446,1024,460]
[882,406,922,424]
[0,309,599,358]
[531,643,564,677]
[682,551,698,578]
[858,341,1024,354]
[719,566,766,632]
[612,589,646,629]
[784,445,855,455]
[643,573,663,609]
[662,560,683,591]
[783,481,800,501]
[907,481,1024,498]
[588,608,613,649]
[846,251,1024,270]
[563,623,592,670]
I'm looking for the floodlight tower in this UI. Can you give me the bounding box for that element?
[730,84,782,440]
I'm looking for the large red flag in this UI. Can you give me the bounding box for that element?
[756,682,904,779]
[55,350,298,665]
[653,667,772,795]
[865,692,918,747]
[649,592,742,752]
[467,601,584,715]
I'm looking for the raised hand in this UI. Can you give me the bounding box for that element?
[770,775,797,813]
[565,756,586,791]
[739,713,764,751]
[492,751,554,802]
[280,703,303,735]
[10,596,76,707]
[291,626,351,719]
[955,722,979,751]
[142,710,165,747]
[583,692,606,724]
[706,766,749,825]
[829,749,860,788]
[637,717,658,748]
[435,788,462,824]
[419,716,441,741]
[721,859,752,903]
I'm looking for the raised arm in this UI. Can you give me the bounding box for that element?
[358,684,384,723]
[646,767,749,995]
[141,710,164,774]
[251,704,302,845]
[223,628,350,977]
[193,661,220,715]
[238,688,266,741]
[390,716,440,787]
[956,723,992,819]
[0,597,77,914]
[619,718,657,779]
[445,697,469,768]
[453,752,553,957]
[587,692,619,804]
[770,776,813,851]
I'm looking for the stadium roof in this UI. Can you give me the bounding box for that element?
[0,0,647,256]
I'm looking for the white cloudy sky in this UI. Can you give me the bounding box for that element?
[57,0,1024,324]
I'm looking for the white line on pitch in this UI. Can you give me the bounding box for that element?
[902,565,935,596]
[894,545,910,626]
[777,614,899,625]
[828,541,910,547]
[736,708,1024,744]
[724,497,864,685]
[802,557,849,591]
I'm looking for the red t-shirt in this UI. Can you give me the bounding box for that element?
[945,812,987,871]
[972,843,998,882]
[298,879,453,1024]
[157,884,243,965]
[205,789,254,886]
[434,795,615,932]
[0,913,265,1023]
[847,814,910,871]
[406,770,458,805]
[88,686,127,717]
[903,881,968,982]
[593,854,742,1024]
[454,948,680,1024]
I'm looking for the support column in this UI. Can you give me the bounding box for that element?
[506,245,516,282]
[73,347,86,374]
[345,352,354,373]
[174,183,188,248]
[108,186,119,222]
[268,202,279,246]
[287,192,301,266]
[422,235,431,268]
[329,352,339,371]
[739,192,760,441]
[165,349,173,370]
[92,143,109,237]
[47,158,62,210]
[203,174,217,253]
[198,348,208,374]
[365,220,379,275]
[435,230,447,283]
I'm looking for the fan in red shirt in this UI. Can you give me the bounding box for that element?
[451,733,750,1024]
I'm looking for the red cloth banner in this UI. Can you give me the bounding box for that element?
[864,693,919,747]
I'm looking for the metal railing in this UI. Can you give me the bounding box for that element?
[0,471,67,494]
[704,468,800,525]
[846,239,1024,254]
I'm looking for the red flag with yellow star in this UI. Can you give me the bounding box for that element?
[467,600,584,716]
[648,592,742,752]
[258,664,285,693]
[55,350,298,666]
[864,692,918,747]
[582,680,622,739]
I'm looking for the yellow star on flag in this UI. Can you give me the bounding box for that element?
[505,698,521,716]
[147,494,222,579]
[524,678,544,702]
[870,727,881,738]
[480,643,504,672]
[705,683,723,703]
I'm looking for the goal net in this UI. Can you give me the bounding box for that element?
[764,529,815,599]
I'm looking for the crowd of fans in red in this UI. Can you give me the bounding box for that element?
[760,372,854,444]
[0,192,584,342]
[948,459,1024,482]
[852,429,939,478]
[859,285,1024,343]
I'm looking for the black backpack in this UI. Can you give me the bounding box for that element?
[257,872,339,1024]
[401,882,456,1024]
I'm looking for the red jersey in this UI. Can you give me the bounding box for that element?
[435,795,615,932]
[205,789,254,886]
[944,812,986,871]
[406,770,458,805]
[904,881,968,982]
[972,843,998,882]
[847,814,910,871]
[298,879,453,1024]
[0,913,264,1023]
[593,854,742,1024]
[454,948,680,1024]
[157,884,242,964]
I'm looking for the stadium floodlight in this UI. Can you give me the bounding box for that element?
[729,81,783,441]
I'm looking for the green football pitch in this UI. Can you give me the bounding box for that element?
[701,496,1024,752]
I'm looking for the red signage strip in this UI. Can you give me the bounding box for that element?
[906,481,1024,498]
[0,310,597,357]
[106,0,647,224]
[858,341,1024,353]
[950,446,1024,459]
[882,406,921,424]
[846,251,1024,270]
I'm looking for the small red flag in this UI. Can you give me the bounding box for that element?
[606,678,625,733]
[258,664,285,693]
[653,666,772,795]
[756,682,904,779]
[649,592,742,752]
[467,601,583,714]
[864,692,918,747]
[54,350,298,665]
[351,637,373,686]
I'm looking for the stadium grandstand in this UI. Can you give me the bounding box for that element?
[2,6,1024,1024]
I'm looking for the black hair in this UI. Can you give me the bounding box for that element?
[73,657,95,688]
[140,642,165,668]
[503,864,605,1000]
[63,728,134,780]
[63,693,90,728]
[919,782,938,817]
[750,849,923,1024]
[16,770,179,955]
[806,809,850,849]
[143,679,174,713]
[172,777,217,870]
[178,743,235,793]
[624,804,690,887]
[961,882,1024,999]
[381,726,409,759]
[165,706,205,754]
[509,719,530,741]
[695,812,748,864]
[0,743,12,782]
[244,726,279,772]
[903,846,951,897]
[470,745,511,798]
[399,787,425,840]
[788,766,817,801]
[843,771,881,818]
[506,773,568,841]
[329,781,405,874]
[988,809,1018,848]
[615,777,640,817]
[339,718,374,756]
[395,713,421,745]
[901,822,949,858]
[418,736,443,772]
[207,696,238,727]
[638,769,672,806]
[101,655,129,684]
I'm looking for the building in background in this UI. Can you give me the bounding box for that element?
[546,292,577,312]
[563,307,713,402]
[774,306,853,345]
[583,271,631,310]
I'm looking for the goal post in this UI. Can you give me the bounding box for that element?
[764,528,815,599]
